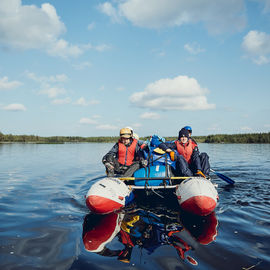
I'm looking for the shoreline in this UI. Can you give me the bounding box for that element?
[1,132,270,144]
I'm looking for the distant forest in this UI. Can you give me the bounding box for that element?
[0,132,270,144]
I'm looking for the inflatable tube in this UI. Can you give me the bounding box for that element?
[176,177,218,216]
[86,177,134,214]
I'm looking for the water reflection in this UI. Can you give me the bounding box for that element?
[82,207,218,266]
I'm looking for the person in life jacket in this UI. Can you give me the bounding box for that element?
[159,128,210,177]
[183,125,197,144]
[102,128,147,177]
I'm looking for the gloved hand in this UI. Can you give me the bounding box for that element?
[105,162,114,176]
[104,162,114,170]
[140,159,148,167]
[196,170,206,178]
[169,151,176,161]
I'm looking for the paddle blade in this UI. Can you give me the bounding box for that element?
[153,147,166,154]
[210,169,235,185]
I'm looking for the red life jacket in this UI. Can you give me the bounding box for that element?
[118,139,138,166]
[175,140,196,164]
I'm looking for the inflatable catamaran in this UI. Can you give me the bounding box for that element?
[86,141,219,216]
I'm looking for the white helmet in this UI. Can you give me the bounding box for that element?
[133,133,139,140]
[125,126,133,134]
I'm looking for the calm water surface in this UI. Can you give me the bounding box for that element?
[0,143,269,270]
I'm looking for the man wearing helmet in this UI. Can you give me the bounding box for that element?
[102,128,147,177]
[159,128,210,178]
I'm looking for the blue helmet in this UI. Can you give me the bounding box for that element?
[184,126,192,133]
[150,134,165,147]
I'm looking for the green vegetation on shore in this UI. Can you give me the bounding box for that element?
[156,132,270,144]
[1,131,270,144]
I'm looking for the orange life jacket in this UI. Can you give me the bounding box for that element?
[175,140,196,164]
[118,139,138,166]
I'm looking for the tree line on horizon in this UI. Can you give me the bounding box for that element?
[0,131,270,144]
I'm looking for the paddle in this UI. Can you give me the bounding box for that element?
[210,169,235,185]
[153,147,166,154]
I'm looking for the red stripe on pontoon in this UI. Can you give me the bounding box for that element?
[86,195,123,214]
[180,195,216,216]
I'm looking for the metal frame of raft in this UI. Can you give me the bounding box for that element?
[126,185,178,189]
[119,176,190,181]
[118,176,211,190]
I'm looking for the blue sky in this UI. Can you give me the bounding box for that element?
[0,0,270,137]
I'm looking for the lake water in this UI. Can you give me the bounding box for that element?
[0,143,269,270]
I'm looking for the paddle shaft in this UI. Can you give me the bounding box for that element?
[210,169,235,185]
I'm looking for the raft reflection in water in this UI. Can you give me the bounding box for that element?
[82,207,218,266]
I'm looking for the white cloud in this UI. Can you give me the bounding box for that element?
[3,103,26,111]
[79,117,118,131]
[26,71,69,100]
[150,48,166,57]
[242,30,270,65]
[0,76,22,90]
[52,74,68,82]
[80,43,111,52]
[157,51,166,57]
[0,0,105,58]
[0,1,64,48]
[87,22,95,30]
[262,0,270,13]
[47,39,83,58]
[116,87,125,92]
[100,0,246,34]
[140,112,160,119]
[47,41,110,58]
[98,2,122,23]
[74,97,100,106]
[25,71,68,83]
[51,97,71,105]
[39,87,66,98]
[130,75,215,111]
[79,117,98,125]
[94,44,111,52]
[184,42,205,55]
[96,124,119,130]
[72,62,92,70]
[88,99,100,105]
[74,97,88,106]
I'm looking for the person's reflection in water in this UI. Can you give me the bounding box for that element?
[82,208,218,266]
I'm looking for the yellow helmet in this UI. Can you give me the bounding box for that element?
[120,128,132,138]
